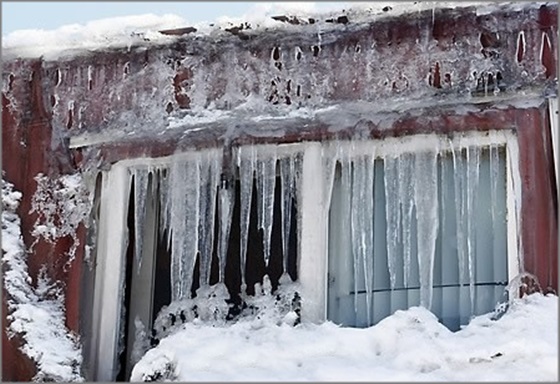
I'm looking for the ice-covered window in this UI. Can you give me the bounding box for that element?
[326,136,509,331]
[122,144,303,325]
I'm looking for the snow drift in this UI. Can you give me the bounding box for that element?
[131,291,558,382]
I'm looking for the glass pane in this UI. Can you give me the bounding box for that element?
[327,144,508,331]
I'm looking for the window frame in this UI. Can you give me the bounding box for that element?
[89,130,522,380]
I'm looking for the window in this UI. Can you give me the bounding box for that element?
[110,145,303,379]
[90,131,520,380]
[327,134,510,331]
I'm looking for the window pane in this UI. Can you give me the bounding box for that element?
[327,144,508,331]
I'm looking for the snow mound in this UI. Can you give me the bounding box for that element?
[2,179,83,382]
[131,292,557,382]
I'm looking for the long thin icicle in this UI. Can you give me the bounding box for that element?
[489,144,500,261]
[158,168,172,251]
[350,156,362,321]
[452,145,467,286]
[238,146,255,286]
[198,150,221,287]
[414,150,439,309]
[133,168,149,270]
[280,155,295,276]
[384,156,400,289]
[398,152,415,288]
[256,152,277,266]
[217,177,235,283]
[169,156,200,300]
[361,153,375,325]
[466,146,480,314]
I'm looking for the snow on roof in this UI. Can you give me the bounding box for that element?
[2,1,526,61]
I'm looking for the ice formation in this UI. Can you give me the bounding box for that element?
[120,132,510,328]
[126,145,304,302]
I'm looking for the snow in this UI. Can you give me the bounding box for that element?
[29,173,92,263]
[2,179,83,382]
[3,2,517,61]
[131,292,557,382]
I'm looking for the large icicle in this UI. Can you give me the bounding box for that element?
[322,143,338,218]
[280,155,296,276]
[169,156,201,301]
[133,168,149,269]
[451,145,467,286]
[384,156,400,289]
[217,176,235,283]
[158,168,171,249]
[350,151,375,326]
[256,151,277,266]
[414,150,439,309]
[198,150,221,286]
[398,152,415,288]
[361,153,375,325]
[237,146,255,286]
[350,156,362,321]
[466,146,480,313]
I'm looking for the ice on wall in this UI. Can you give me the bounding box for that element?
[2,179,83,382]
[11,0,546,151]
[29,173,92,263]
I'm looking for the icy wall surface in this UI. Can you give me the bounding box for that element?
[1,2,556,153]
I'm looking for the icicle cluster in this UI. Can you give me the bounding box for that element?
[325,135,507,326]
[125,133,509,327]
[129,145,302,302]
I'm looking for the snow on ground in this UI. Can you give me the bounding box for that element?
[2,179,83,382]
[132,292,558,382]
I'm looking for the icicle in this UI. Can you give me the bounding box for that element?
[280,155,295,276]
[238,146,255,286]
[361,153,375,325]
[169,156,201,301]
[350,156,362,321]
[133,168,149,269]
[198,150,221,286]
[466,146,480,314]
[489,144,500,225]
[217,176,235,283]
[384,156,400,290]
[322,143,338,216]
[414,150,439,310]
[451,145,467,286]
[158,168,174,253]
[398,152,415,288]
[256,151,277,266]
[350,151,375,326]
